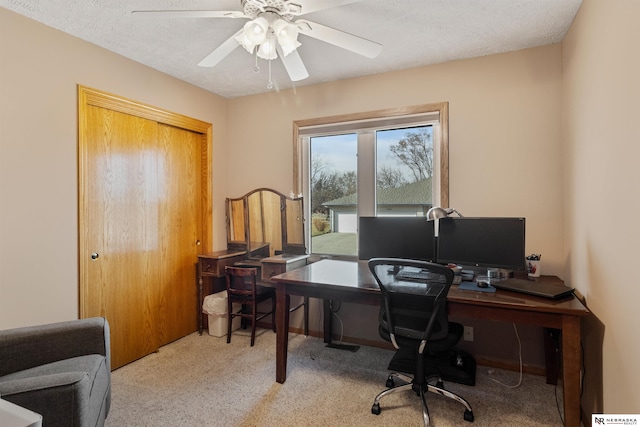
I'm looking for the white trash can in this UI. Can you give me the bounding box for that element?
[202,291,241,337]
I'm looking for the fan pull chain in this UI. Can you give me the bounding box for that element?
[250,44,273,89]
[253,51,260,73]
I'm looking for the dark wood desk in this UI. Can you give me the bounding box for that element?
[272,259,589,427]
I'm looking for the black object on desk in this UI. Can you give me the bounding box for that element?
[459,281,497,293]
[395,268,440,282]
[492,278,575,299]
[358,217,436,261]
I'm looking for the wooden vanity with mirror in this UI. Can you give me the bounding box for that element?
[197,188,309,334]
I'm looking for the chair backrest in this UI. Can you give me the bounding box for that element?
[368,258,454,349]
[225,266,258,297]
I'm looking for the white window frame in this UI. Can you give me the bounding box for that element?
[293,103,449,255]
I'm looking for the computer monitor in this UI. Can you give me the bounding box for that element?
[358,216,435,261]
[436,217,526,270]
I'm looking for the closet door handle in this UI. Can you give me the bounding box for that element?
[90,252,100,261]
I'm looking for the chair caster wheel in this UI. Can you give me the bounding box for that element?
[386,378,394,388]
[371,403,381,415]
[464,410,474,422]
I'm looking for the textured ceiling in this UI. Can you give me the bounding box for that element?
[1,0,582,99]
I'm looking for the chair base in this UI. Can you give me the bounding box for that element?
[371,373,474,427]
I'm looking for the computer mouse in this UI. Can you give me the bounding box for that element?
[477,281,490,288]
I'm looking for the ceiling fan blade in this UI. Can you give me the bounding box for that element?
[277,47,309,82]
[131,10,247,19]
[198,30,243,68]
[296,19,382,58]
[295,0,363,15]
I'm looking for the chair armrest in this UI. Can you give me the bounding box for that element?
[0,317,110,377]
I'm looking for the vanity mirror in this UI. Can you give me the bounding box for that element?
[225,188,306,259]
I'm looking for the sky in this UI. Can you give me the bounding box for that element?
[310,126,432,180]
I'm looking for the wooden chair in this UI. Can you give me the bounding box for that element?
[225,266,276,346]
[233,260,309,336]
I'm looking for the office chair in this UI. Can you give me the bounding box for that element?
[225,266,276,346]
[368,258,474,426]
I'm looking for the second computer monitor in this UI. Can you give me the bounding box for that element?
[436,217,526,270]
[358,216,436,261]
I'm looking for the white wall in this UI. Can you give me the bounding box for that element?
[0,8,229,329]
[562,0,640,415]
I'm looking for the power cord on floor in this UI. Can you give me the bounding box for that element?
[488,323,523,388]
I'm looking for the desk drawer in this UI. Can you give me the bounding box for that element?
[200,255,246,277]
[262,258,308,281]
[262,263,286,281]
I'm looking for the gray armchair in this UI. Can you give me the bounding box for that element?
[0,317,111,427]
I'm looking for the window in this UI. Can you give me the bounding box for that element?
[293,103,449,257]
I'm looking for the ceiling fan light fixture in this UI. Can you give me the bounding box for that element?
[256,34,278,60]
[133,0,384,87]
[235,33,256,54]
[273,19,301,57]
[235,32,256,53]
[241,16,269,45]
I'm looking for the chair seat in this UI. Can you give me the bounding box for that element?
[388,346,477,386]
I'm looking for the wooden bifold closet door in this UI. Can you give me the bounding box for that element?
[78,87,212,369]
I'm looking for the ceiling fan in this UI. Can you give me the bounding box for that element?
[132,0,383,88]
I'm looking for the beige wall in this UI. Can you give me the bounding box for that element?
[226,45,565,363]
[2,5,565,366]
[0,8,229,328]
[5,0,637,416]
[227,45,565,274]
[562,0,640,416]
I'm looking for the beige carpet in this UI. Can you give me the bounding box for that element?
[106,329,565,426]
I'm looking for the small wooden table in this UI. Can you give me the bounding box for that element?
[197,251,310,335]
[197,250,247,334]
[272,259,589,427]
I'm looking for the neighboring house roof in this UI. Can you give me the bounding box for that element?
[322,178,433,207]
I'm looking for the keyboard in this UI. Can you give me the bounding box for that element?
[394,271,445,296]
[396,270,438,282]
